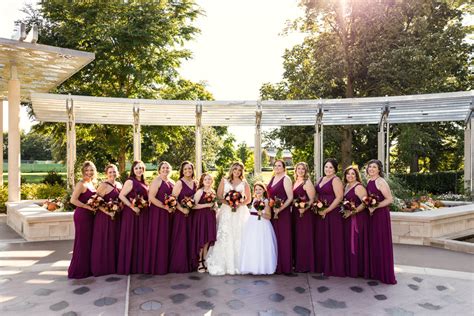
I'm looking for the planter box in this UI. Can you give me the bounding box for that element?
[6,200,74,241]
[391,203,474,248]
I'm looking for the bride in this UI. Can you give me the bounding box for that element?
[206,162,251,275]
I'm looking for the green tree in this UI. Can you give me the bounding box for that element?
[237,142,252,166]
[21,1,215,173]
[215,135,237,168]
[262,0,472,172]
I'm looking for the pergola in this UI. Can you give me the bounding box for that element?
[0,36,95,201]
[31,91,473,196]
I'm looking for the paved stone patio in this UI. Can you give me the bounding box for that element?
[0,222,473,315]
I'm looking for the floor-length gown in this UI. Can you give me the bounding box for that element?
[145,180,173,275]
[343,183,370,278]
[315,177,345,277]
[191,192,217,269]
[169,180,195,273]
[367,179,397,284]
[292,182,316,272]
[268,176,293,274]
[91,183,120,276]
[117,177,149,275]
[68,187,95,279]
[206,180,249,275]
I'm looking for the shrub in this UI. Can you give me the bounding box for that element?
[42,171,65,186]
[393,171,463,195]
[0,186,7,213]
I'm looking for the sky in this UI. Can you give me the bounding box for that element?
[0,0,306,146]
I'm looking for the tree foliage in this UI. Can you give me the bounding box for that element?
[262,0,472,172]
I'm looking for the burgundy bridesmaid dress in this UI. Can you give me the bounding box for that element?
[191,192,217,269]
[68,188,95,279]
[169,180,196,273]
[367,179,397,284]
[343,183,370,278]
[117,177,149,275]
[314,177,345,277]
[91,183,120,276]
[144,180,173,275]
[268,176,293,274]
[292,182,316,272]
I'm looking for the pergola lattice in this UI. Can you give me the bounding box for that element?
[31,91,474,194]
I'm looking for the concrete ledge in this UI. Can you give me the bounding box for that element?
[391,203,474,249]
[6,200,74,241]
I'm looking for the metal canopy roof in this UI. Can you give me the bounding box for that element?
[0,37,95,101]
[31,90,473,126]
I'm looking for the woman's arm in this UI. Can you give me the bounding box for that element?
[322,177,344,215]
[369,178,393,213]
[193,189,212,209]
[149,177,167,209]
[303,179,316,209]
[119,180,140,214]
[217,178,225,202]
[243,181,252,204]
[274,176,294,214]
[354,184,368,213]
[172,180,187,214]
[70,181,93,211]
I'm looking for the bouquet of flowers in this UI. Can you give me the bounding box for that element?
[340,199,357,219]
[180,196,195,216]
[269,197,283,219]
[312,199,328,216]
[105,198,122,220]
[131,194,148,215]
[87,194,106,214]
[362,194,379,209]
[253,199,266,220]
[225,190,244,212]
[293,196,309,218]
[203,191,218,210]
[164,194,178,213]
[42,198,64,212]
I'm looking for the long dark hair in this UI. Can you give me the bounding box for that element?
[324,158,338,174]
[179,161,195,179]
[366,159,384,178]
[130,160,146,183]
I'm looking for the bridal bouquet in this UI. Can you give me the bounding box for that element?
[164,194,178,213]
[180,196,195,216]
[269,197,283,219]
[225,190,244,212]
[293,196,309,218]
[340,199,357,219]
[253,199,266,220]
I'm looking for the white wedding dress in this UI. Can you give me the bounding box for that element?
[206,179,250,275]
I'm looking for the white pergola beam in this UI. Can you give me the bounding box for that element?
[133,105,141,161]
[66,97,76,191]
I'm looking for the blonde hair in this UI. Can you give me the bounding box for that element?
[226,162,245,181]
[294,162,309,181]
[82,161,97,181]
[104,163,119,177]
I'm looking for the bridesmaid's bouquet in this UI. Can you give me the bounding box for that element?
[180,196,195,216]
[269,197,283,219]
[312,199,328,216]
[203,191,218,211]
[362,194,379,215]
[225,190,244,212]
[87,194,105,214]
[42,198,64,212]
[164,194,178,213]
[253,199,266,220]
[105,198,122,220]
[131,194,148,215]
[341,199,357,219]
[293,196,309,218]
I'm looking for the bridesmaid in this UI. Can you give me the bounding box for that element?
[117,160,149,275]
[366,159,397,284]
[68,161,97,279]
[268,159,294,274]
[342,166,370,278]
[91,164,122,276]
[169,161,197,273]
[292,162,316,273]
[192,173,217,273]
[314,158,345,277]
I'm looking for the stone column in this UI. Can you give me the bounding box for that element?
[0,100,3,186]
[465,112,473,197]
[254,103,262,175]
[314,107,323,181]
[66,97,76,191]
[195,102,203,178]
[133,105,141,161]
[8,65,21,202]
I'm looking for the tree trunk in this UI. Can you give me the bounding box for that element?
[340,126,353,169]
[410,154,419,173]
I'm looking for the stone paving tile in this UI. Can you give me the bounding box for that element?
[0,262,127,316]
